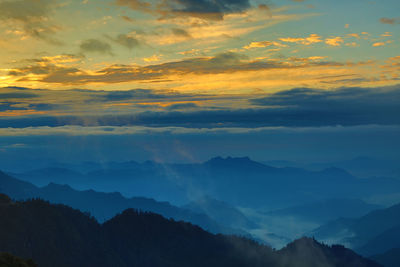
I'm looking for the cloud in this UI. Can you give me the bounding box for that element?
[0,0,62,44]
[109,34,141,49]
[164,0,251,19]
[325,37,344,47]
[372,42,385,47]
[8,62,80,78]
[279,34,322,45]
[0,92,38,99]
[143,54,163,62]
[379,17,399,25]
[115,0,153,13]
[172,28,192,38]
[0,84,400,129]
[1,124,399,137]
[121,15,135,23]
[381,32,392,37]
[166,102,199,110]
[0,86,202,106]
[250,86,400,126]
[80,39,113,55]
[100,89,170,101]
[1,85,399,128]
[116,0,252,20]
[243,41,286,50]
[7,52,357,85]
[346,33,359,39]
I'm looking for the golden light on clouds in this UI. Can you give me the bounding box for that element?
[0,0,398,115]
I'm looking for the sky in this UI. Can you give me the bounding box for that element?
[0,0,399,166]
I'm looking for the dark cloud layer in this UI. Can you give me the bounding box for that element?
[166,0,251,19]
[0,92,38,99]
[100,89,170,101]
[1,86,400,128]
[166,102,199,110]
[116,0,251,20]
[251,87,400,125]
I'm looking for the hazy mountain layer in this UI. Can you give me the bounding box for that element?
[0,171,245,237]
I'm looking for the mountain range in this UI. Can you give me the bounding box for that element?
[310,202,400,266]
[264,157,400,179]
[0,193,381,267]
[11,156,400,210]
[0,170,246,237]
[266,198,381,224]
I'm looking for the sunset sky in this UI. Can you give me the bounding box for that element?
[0,0,399,165]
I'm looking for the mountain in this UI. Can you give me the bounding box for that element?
[264,157,400,179]
[0,170,37,199]
[371,248,400,267]
[0,252,37,267]
[278,237,379,267]
[266,198,380,224]
[12,157,400,210]
[305,157,400,179]
[310,202,400,256]
[14,167,85,187]
[204,156,276,173]
[0,171,243,236]
[357,225,400,256]
[183,196,258,229]
[0,194,381,267]
[0,194,121,267]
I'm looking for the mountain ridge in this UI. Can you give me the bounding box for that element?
[0,194,381,267]
[0,170,245,236]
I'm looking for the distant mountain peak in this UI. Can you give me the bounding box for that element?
[207,156,251,162]
[205,156,265,166]
[204,156,276,173]
[45,182,73,190]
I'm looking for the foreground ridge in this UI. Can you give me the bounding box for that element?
[0,194,381,267]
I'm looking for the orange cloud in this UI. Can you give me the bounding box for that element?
[373,42,386,47]
[143,54,163,62]
[325,37,344,47]
[279,34,322,45]
[346,33,360,39]
[243,41,286,49]
[381,32,392,37]
[0,109,47,117]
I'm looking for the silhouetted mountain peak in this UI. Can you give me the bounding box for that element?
[109,208,165,224]
[280,237,381,267]
[204,156,274,171]
[206,156,251,164]
[44,182,74,191]
[286,236,320,248]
